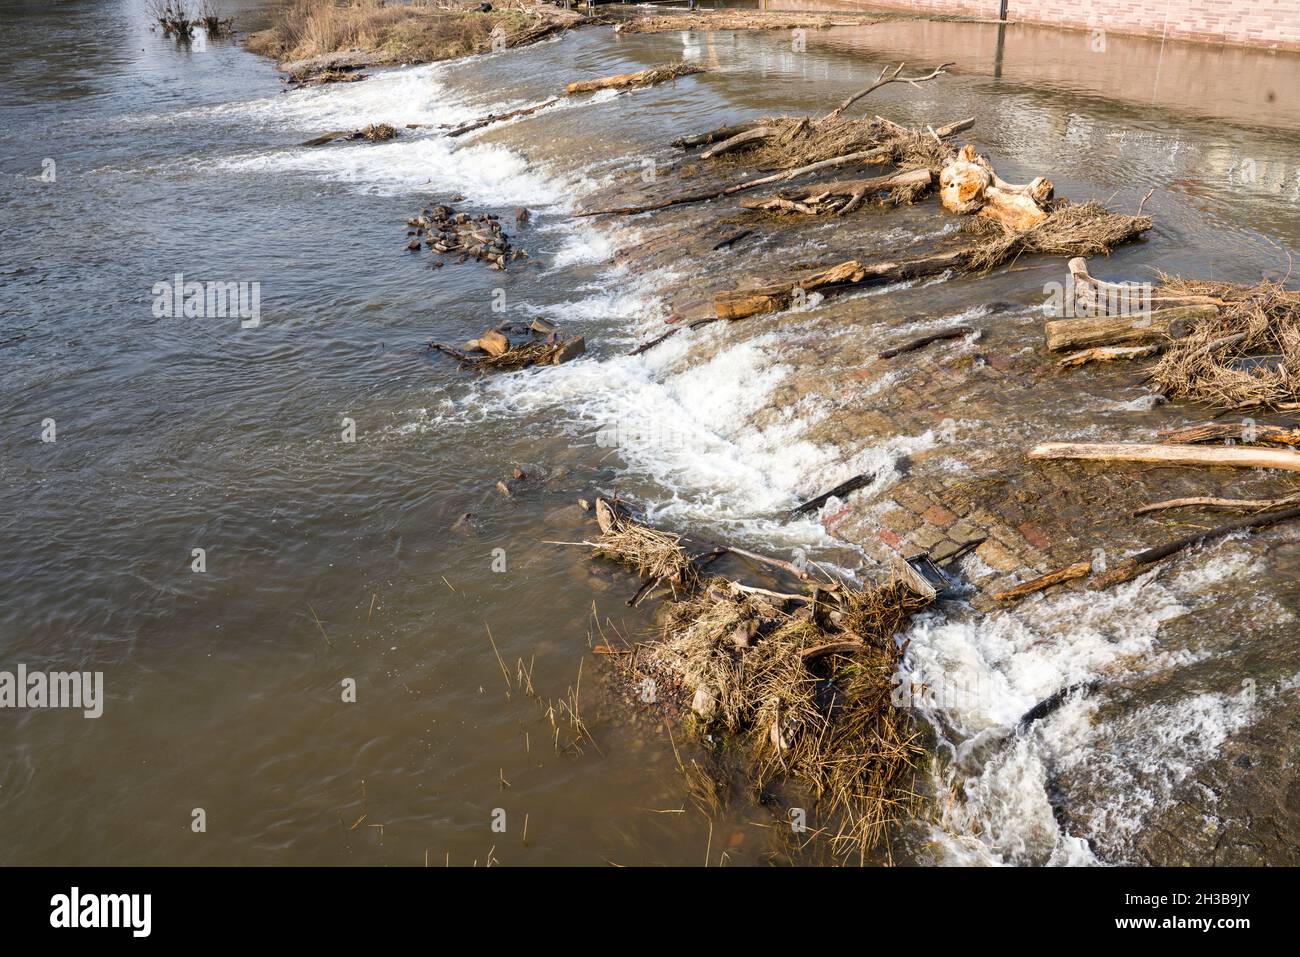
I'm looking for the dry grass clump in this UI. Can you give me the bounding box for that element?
[248,0,535,65]
[778,652,925,862]
[716,117,871,171]
[840,580,933,640]
[590,504,698,596]
[643,576,931,862]
[1148,276,1300,409]
[963,200,1152,273]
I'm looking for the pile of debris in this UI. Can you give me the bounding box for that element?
[577,63,1149,341]
[406,203,524,270]
[566,498,938,862]
[707,144,1150,322]
[999,256,1300,600]
[428,317,585,372]
[1148,274,1300,411]
[302,123,399,146]
[284,58,373,87]
[1045,257,1300,413]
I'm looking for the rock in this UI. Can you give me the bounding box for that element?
[730,620,758,649]
[495,480,512,497]
[770,717,793,751]
[530,317,556,335]
[477,330,509,357]
[594,498,617,534]
[543,504,588,528]
[406,240,421,251]
[451,512,475,534]
[512,466,527,481]
[302,130,349,146]
[552,336,586,364]
[692,686,717,719]
[516,207,530,225]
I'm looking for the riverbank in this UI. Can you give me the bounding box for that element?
[247,0,586,79]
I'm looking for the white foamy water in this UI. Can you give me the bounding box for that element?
[217,134,568,205]
[198,62,579,208]
[453,263,937,553]
[173,62,479,130]
[909,543,1287,865]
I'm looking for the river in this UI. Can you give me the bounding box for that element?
[2,0,1299,865]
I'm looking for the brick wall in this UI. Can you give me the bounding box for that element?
[776,0,1300,49]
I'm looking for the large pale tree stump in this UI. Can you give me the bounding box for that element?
[939,144,1053,231]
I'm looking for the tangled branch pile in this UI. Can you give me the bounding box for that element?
[710,115,956,179]
[1148,275,1300,409]
[575,499,933,861]
[647,579,930,862]
[590,500,698,597]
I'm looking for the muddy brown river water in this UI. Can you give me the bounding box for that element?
[2,0,1299,865]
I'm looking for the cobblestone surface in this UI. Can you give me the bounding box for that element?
[589,166,1300,863]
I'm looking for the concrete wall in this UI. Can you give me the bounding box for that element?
[769,0,1300,50]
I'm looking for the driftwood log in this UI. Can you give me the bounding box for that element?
[1056,345,1160,368]
[446,96,561,137]
[1133,494,1300,515]
[1044,304,1219,352]
[672,123,760,149]
[1159,422,1300,447]
[1028,441,1300,472]
[1068,257,1226,313]
[992,560,1092,602]
[565,63,703,95]
[715,248,971,321]
[1089,504,1300,589]
[790,472,875,518]
[878,325,973,359]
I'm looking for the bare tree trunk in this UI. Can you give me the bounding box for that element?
[1028,441,1300,472]
[993,560,1092,602]
[1044,304,1219,351]
[1159,422,1300,447]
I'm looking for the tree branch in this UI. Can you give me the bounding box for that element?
[819,61,955,125]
